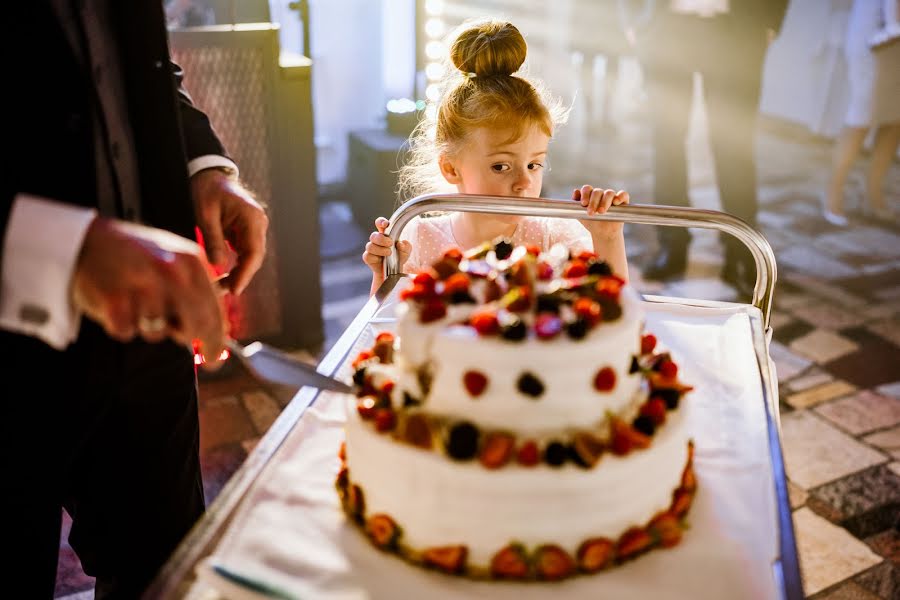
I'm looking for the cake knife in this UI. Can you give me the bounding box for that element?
[226,339,354,394]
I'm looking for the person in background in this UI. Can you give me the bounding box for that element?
[824,0,900,225]
[362,19,631,296]
[621,0,788,296]
[2,2,268,597]
[869,0,900,49]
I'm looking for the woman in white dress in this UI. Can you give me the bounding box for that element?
[824,0,900,225]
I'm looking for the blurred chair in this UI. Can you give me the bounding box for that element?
[169,24,323,351]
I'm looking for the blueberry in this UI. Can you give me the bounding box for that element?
[545,441,568,466]
[633,415,656,436]
[536,294,561,314]
[588,261,612,276]
[566,318,588,340]
[494,239,514,260]
[517,372,545,397]
[449,291,476,304]
[446,422,480,460]
[656,388,680,409]
[352,367,367,386]
[500,318,527,341]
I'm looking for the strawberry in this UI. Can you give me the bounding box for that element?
[681,461,697,492]
[593,366,616,392]
[479,432,515,469]
[412,271,436,289]
[640,333,657,355]
[534,544,575,581]
[516,440,540,466]
[365,514,400,549]
[423,545,468,574]
[572,431,605,468]
[537,261,554,280]
[443,248,463,263]
[352,350,374,369]
[670,487,694,519]
[402,413,433,449]
[526,244,542,257]
[616,527,653,562]
[348,484,365,519]
[399,283,435,301]
[441,272,470,297]
[640,397,668,426]
[564,260,588,279]
[577,250,598,261]
[648,512,682,548]
[491,544,530,579]
[356,396,378,420]
[374,408,396,432]
[463,370,489,397]
[535,313,563,339]
[574,297,602,327]
[659,359,678,379]
[595,276,622,300]
[470,311,500,335]
[576,538,614,573]
[420,299,447,324]
[379,380,395,396]
[375,331,395,344]
[610,417,651,456]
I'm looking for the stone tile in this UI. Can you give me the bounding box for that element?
[788,479,808,509]
[865,529,900,567]
[875,284,900,302]
[781,411,887,489]
[242,390,282,435]
[790,329,860,364]
[811,581,881,600]
[778,246,857,280]
[788,369,834,393]
[197,395,256,454]
[826,329,900,389]
[782,273,869,308]
[791,302,867,331]
[809,464,900,538]
[864,425,900,454]
[862,302,900,322]
[877,381,900,399]
[768,309,795,331]
[866,317,900,348]
[889,462,900,478]
[770,340,814,383]
[854,561,899,599]
[793,507,883,595]
[774,319,816,346]
[815,391,900,435]
[775,290,818,311]
[787,380,857,409]
[200,442,247,504]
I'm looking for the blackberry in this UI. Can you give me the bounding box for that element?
[598,298,622,321]
[500,318,527,341]
[629,356,640,374]
[449,291,476,304]
[517,372,545,397]
[536,294,561,314]
[545,441,568,467]
[403,392,421,408]
[446,421,480,460]
[494,239,514,260]
[588,260,613,276]
[633,415,656,436]
[656,388,680,409]
[566,318,588,340]
[352,367,367,387]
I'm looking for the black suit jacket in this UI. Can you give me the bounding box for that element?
[1,1,228,270]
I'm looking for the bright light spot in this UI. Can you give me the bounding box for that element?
[425,0,444,16]
[194,353,204,365]
[425,18,445,38]
[387,98,418,113]
[425,62,445,81]
[218,348,230,361]
[425,83,441,102]
[425,105,437,120]
[425,41,444,60]
[415,100,427,110]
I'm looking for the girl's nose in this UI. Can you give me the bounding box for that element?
[511,167,531,193]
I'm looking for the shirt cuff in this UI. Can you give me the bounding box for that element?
[0,195,97,349]
[187,155,239,178]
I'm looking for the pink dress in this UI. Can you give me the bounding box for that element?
[399,214,594,274]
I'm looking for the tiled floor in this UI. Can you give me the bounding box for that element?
[55,112,898,597]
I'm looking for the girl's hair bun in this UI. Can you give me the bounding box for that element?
[449,19,527,78]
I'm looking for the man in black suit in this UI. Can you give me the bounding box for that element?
[623,0,788,295]
[2,2,269,597]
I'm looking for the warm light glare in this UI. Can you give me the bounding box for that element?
[425,105,437,120]
[425,83,441,102]
[425,0,444,16]
[425,62,445,81]
[425,40,444,60]
[425,18,445,38]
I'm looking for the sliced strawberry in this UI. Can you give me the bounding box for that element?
[639,397,668,426]
[379,380,395,397]
[670,487,694,519]
[420,299,447,324]
[463,370,489,397]
[348,484,365,519]
[479,432,515,469]
[681,461,697,492]
[616,527,653,562]
[573,297,602,327]
[564,260,588,279]
[356,395,379,420]
[423,545,468,574]
[610,417,651,456]
[373,408,396,432]
[534,544,575,581]
[402,413,433,449]
[593,366,616,392]
[365,514,400,549]
[491,544,530,579]
[572,431,604,468]
[535,313,563,339]
[576,537,614,573]
[640,333,657,355]
[648,511,682,548]
[516,440,540,467]
[470,311,500,335]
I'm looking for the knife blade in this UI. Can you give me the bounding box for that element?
[226,339,354,394]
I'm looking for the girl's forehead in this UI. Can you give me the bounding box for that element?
[466,123,550,154]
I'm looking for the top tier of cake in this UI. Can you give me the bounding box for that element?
[388,240,646,437]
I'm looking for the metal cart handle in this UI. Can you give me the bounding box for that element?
[384,194,777,328]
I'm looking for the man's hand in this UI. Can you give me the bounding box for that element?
[72,218,227,359]
[191,168,269,295]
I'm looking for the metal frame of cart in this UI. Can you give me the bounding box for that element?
[148,195,802,600]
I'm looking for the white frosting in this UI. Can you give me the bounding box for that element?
[394,286,645,435]
[345,396,691,567]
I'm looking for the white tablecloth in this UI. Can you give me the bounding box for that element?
[192,303,781,600]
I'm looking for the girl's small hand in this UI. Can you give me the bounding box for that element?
[574,185,629,240]
[362,217,412,275]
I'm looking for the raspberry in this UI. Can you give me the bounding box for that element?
[640,397,668,425]
[535,313,563,339]
[593,367,616,392]
[537,262,554,280]
[463,370,488,397]
[660,360,678,379]
[516,440,540,466]
[419,299,447,323]
[374,408,396,432]
[470,311,500,335]
[640,333,657,354]
[564,260,588,278]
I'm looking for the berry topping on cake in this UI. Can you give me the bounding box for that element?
[640,333,657,354]
[517,372,545,397]
[525,244,541,257]
[595,276,622,300]
[632,415,656,437]
[598,297,622,321]
[365,514,400,549]
[374,408,396,432]
[537,261,554,281]
[534,313,563,339]
[500,317,527,341]
[423,545,468,574]
[544,441,568,467]
[432,258,460,280]
[494,239,514,260]
[491,544,530,579]
[402,391,421,408]
[402,413,433,449]
[348,484,365,520]
[446,422,480,461]
[420,299,447,324]
[640,397,668,426]
[659,359,678,379]
[535,294,562,314]
[563,260,588,279]
[577,538,615,573]
[516,440,540,467]
[534,545,575,581]
[681,461,697,492]
[413,271,436,288]
[670,486,694,519]
[573,297,602,326]
[352,350,374,369]
[479,432,515,469]
[443,248,463,263]
[656,388,681,410]
[571,432,605,468]
[470,310,500,335]
[615,527,653,562]
[441,273,470,298]
[463,370,489,397]
[629,355,641,374]
[502,286,532,312]
[610,417,651,456]
[593,366,616,392]
[356,395,379,420]
[373,337,395,364]
[587,260,613,276]
[566,318,589,340]
[648,512,682,548]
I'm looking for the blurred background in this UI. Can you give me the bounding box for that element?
[54,1,899,598]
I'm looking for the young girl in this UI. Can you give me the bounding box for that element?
[363,19,630,295]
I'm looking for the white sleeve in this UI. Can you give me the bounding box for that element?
[0,195,97,350]
[187,155,239,178]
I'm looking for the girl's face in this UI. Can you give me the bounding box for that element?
[440,123,550,199]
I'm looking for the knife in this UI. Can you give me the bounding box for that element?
[226,339,354,394]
